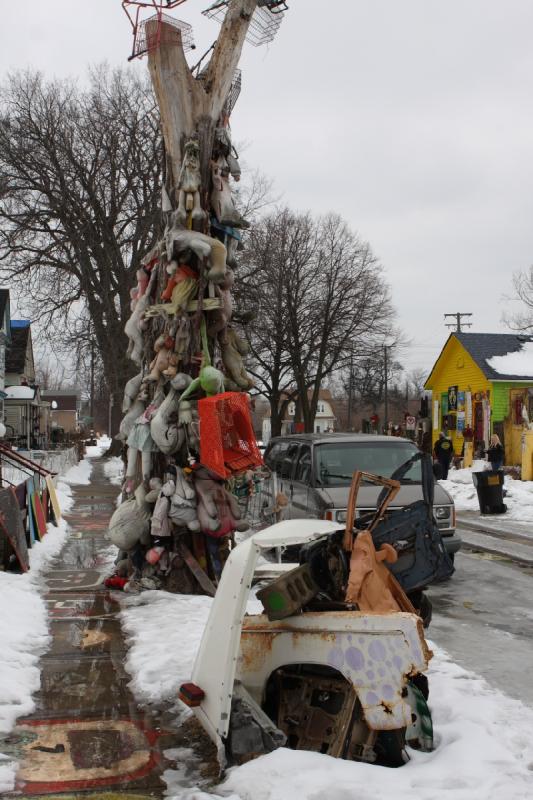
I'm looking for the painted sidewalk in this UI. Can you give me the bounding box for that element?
[3,459,181,799]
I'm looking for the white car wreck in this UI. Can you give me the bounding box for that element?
[179,519,434,769]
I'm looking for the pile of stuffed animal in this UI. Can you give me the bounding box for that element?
[105,129,262,595]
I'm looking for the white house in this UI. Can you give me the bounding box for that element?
[261,389,337,443]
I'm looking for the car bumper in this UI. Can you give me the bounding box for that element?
[440,532,462,555]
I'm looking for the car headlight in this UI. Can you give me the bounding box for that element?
[434,506,451,520]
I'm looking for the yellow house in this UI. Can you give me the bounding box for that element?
[424,332,533,466]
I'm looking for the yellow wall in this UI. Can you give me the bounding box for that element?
[425,336,491,455]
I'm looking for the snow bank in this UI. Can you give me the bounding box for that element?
[103,456,124,486]
[442,464,533,522]
[120,591,533,800]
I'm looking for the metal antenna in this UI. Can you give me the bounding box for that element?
[444,312,472,333]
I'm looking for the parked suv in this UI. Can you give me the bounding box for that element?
[264,433,461,559]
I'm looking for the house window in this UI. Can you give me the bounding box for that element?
[317,403,325,413]
[288,403,295,417]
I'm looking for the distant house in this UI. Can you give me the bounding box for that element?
[41,389,82,435]
[4,384,44,449]
[5,319,35,386]
[425,332,533,465]
[262,389,336,443]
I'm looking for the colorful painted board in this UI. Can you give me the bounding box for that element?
[0,487,29,571]
[41,488,49,522]
[31,492,48,539]
[46,475,62,524]
[26,478,38,544]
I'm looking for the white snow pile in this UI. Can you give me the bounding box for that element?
[103,456,124,486]
[120,590,533,800]
[487,340,533,377]
[441,463,533,523]
[85,434,111,460]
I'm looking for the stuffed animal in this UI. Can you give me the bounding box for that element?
[125,402,160,490]
[122,371,143,413]
[130,267,150,311]
[207,269,234,337]
[211,156,249,229]
[168,468,200,532]
[125,269,157,364]
[165,223,228,285]
[178,319,225,407]
[145,266,198,319]
[219,327,254,390]
[117,381,149,442]
[107,485,152,551]
[146,334,178,382]
[150,479,175,538]
[178,400,200,452]
[193,466,248,537]
[176,139,205,226]
[150,372,193,455]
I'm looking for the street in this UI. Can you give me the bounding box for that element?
[428,534,533,707]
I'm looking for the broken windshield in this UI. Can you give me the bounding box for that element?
[314,442,422,487]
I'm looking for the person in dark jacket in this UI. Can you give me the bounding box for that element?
[486,434,504,471]
[433,432,453,480]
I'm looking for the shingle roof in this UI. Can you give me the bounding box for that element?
[5,324,30,374]
[455,332,533,381]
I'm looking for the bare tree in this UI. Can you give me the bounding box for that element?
[238,208,396,433]
[408,367,427,398]
[503,265,533,332]
[0,66,163,425]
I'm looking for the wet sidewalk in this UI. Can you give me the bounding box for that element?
[3,458,183,799]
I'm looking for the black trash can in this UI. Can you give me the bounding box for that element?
[472,470,507,514]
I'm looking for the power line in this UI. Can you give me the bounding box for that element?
[444,312,472,332]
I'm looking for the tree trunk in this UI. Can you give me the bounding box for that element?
[147,1,257,207]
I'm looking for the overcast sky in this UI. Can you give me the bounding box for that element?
[2,0,533,378]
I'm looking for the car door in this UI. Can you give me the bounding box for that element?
[280,441,300,517]
[290,444,312,518]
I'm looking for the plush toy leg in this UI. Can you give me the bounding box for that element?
[141,450,152,481]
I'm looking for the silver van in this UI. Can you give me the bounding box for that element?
[264,433,461,559]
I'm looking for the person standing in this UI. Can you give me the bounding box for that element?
[486,434,504,471]
[433,432,453,480]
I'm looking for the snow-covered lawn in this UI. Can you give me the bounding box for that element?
[441,461,533,524]
[120,589,533,800]
[0,443,109,793]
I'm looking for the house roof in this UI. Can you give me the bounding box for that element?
[426,332,533,385]
[5,323,30,374]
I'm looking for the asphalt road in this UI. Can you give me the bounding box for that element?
[427,543,533,707]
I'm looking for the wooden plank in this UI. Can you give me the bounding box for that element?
[0,487,30,571]
[32,492,48,539]
[26,478,37,544]
[46,475,62,525]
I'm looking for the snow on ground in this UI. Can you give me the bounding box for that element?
[0,446,104,792]
[119,590,533,800]
[441,461,533,524]
[104,456,124,486]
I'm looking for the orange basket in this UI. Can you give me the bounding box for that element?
[198,392,263,478]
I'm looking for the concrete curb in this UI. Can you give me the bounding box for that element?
[457,527,533,567]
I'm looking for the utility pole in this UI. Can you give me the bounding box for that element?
[444,312,472,332]
[383,345,389,434]
[347,351,353,431]
[90,339,95,427]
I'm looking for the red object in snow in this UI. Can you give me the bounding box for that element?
[198,392,263,479]
[104,575,128,590]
